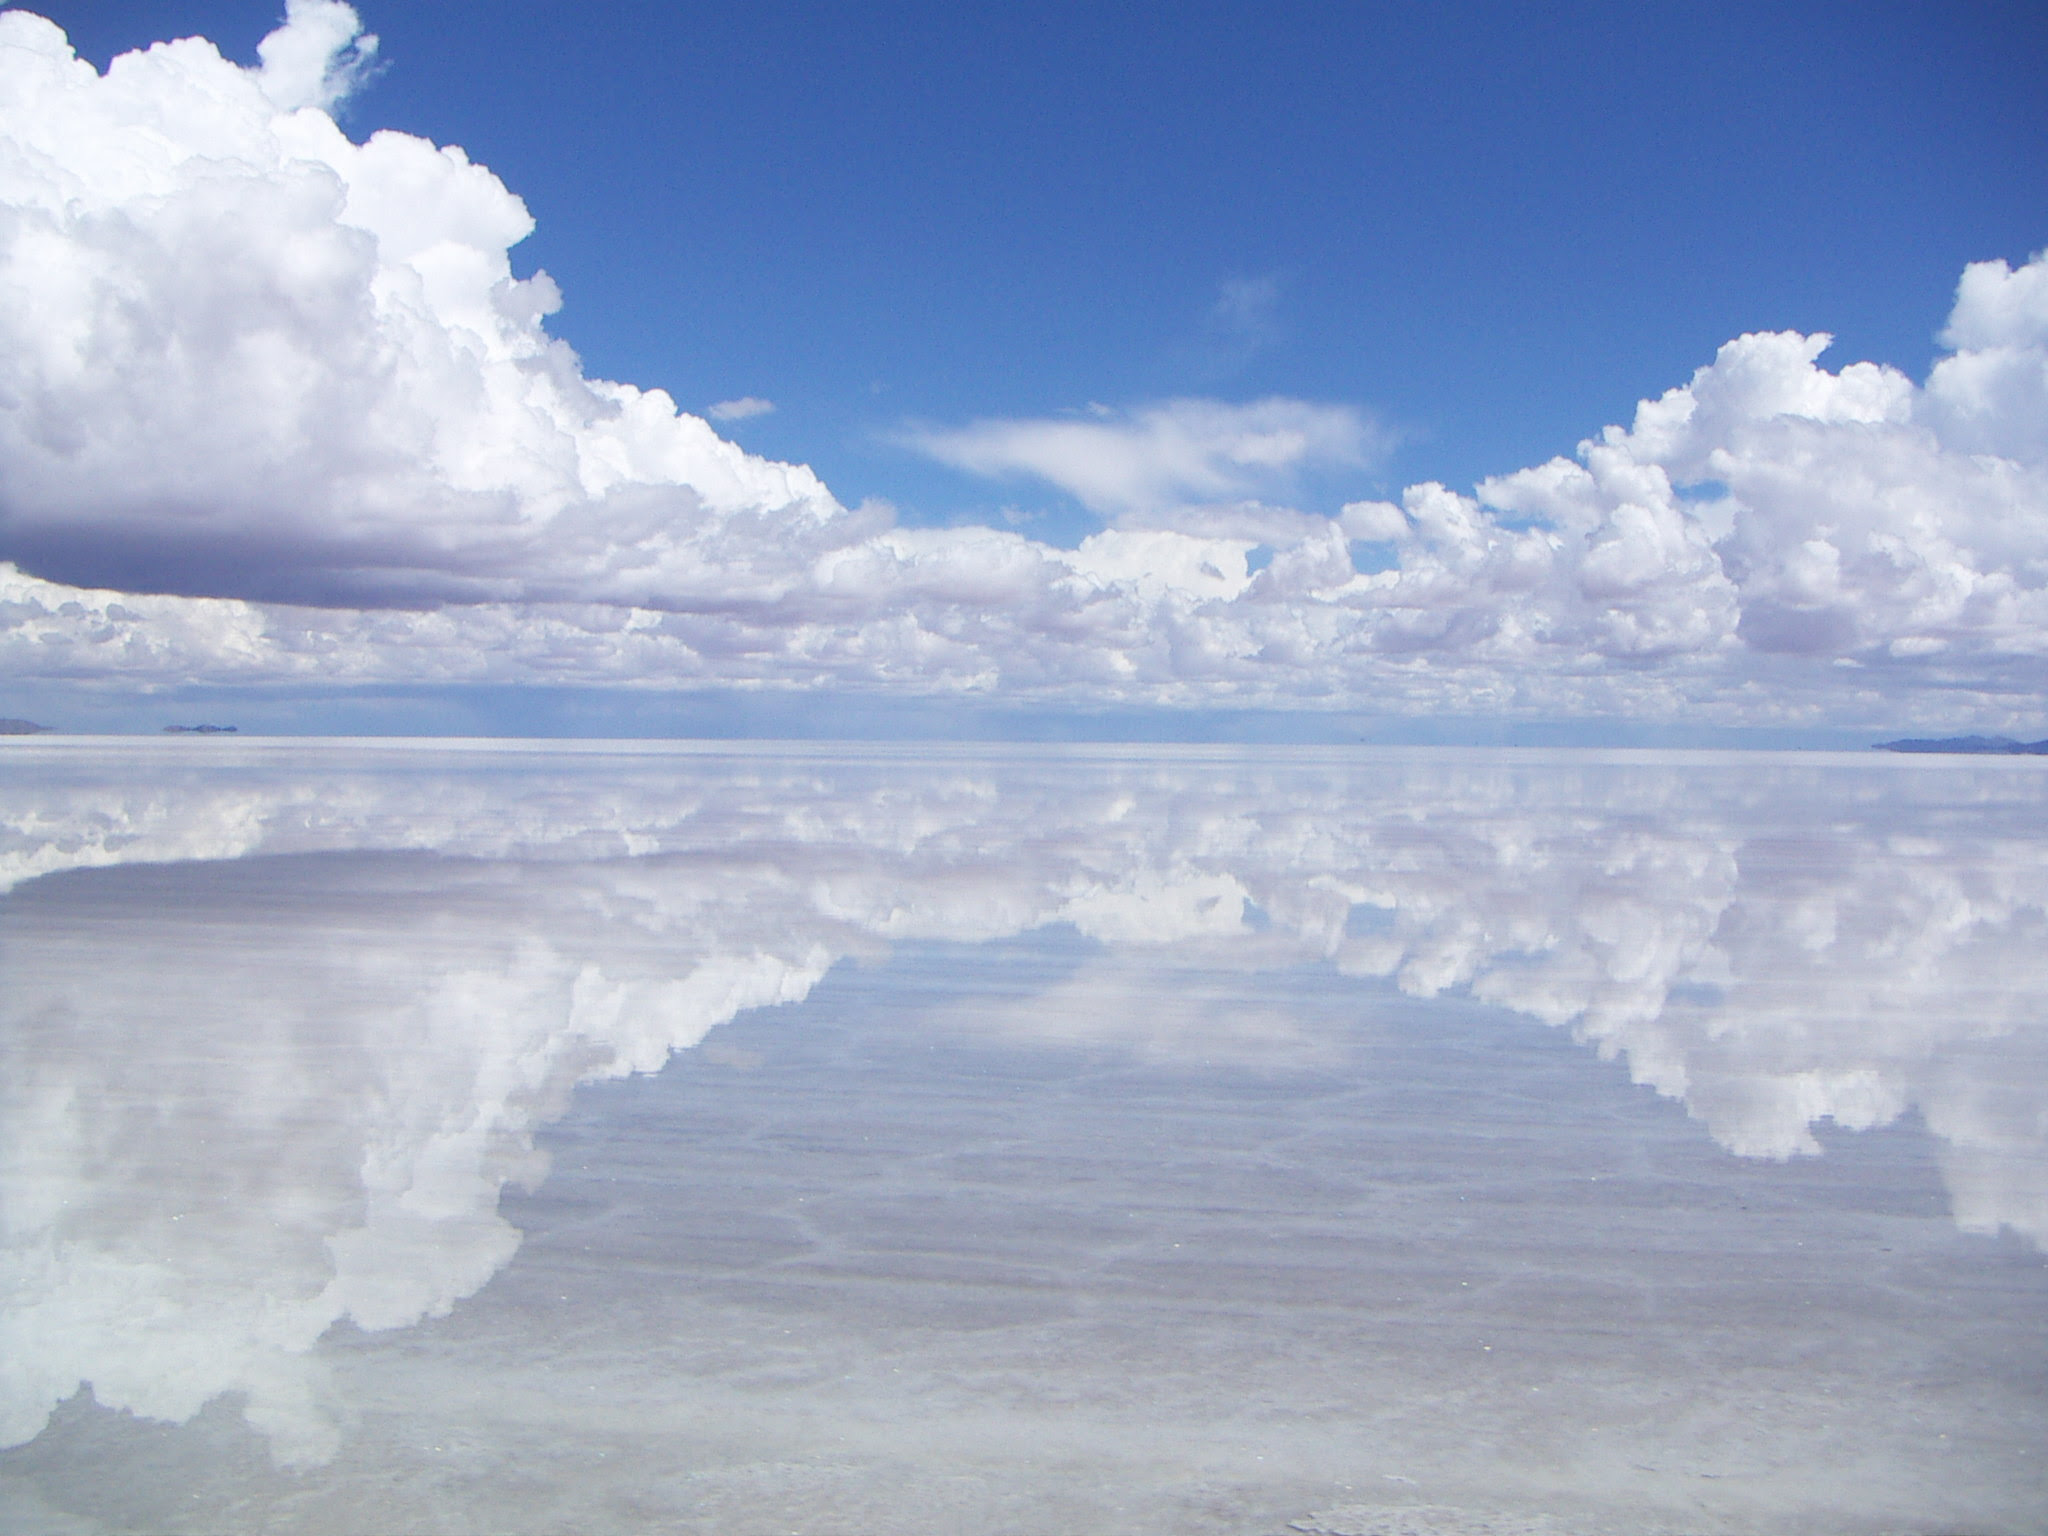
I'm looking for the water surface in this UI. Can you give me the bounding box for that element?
[2,741,2044,1534]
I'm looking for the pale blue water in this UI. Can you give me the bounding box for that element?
[2,740,2044,1535]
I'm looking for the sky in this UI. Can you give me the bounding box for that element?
[0,0,2044,740]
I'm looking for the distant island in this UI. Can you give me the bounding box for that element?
[0,717,51,734]
[162,724,239,734]
[1876,735,2048,755]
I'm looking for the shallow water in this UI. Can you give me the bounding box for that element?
[1,740,2044,1535]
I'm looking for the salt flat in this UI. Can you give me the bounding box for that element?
[1,742,2043,1534]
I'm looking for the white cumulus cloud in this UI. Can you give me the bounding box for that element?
[0,4,849,608]
[0,6,2044,729]
[253,0,379,111]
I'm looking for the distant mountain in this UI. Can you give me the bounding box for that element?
[1876,735,2048,755]
[0,718,51,734]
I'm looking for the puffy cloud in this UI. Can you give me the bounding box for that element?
[1561,317,2048,669]
[253,0,379,112]
[1922,253,2048,465]
[0,4,847,607]
[1327,274,2048,711]
[0,7,2044,727]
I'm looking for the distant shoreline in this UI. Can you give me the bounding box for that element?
[1876,735,2048,755]
[4,717,2046,754]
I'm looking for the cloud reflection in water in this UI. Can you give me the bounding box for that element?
[1,743,2043,1464]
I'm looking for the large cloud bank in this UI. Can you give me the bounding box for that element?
[1,4,2044,725]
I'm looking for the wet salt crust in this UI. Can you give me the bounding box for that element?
[1,740,2043,1535]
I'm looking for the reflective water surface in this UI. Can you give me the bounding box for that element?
[2,740,2044,1535]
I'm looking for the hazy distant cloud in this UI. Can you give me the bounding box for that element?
[908,396,1384,531]
[708,396,776,422]
[1211,275,1282,344]
[0,7,2045,729]
[1189,274,1284,378]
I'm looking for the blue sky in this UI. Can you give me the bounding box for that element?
[32,0,2047,534]
[1,1,2045,738]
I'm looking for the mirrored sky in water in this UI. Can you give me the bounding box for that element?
[1,741,2044,1535]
